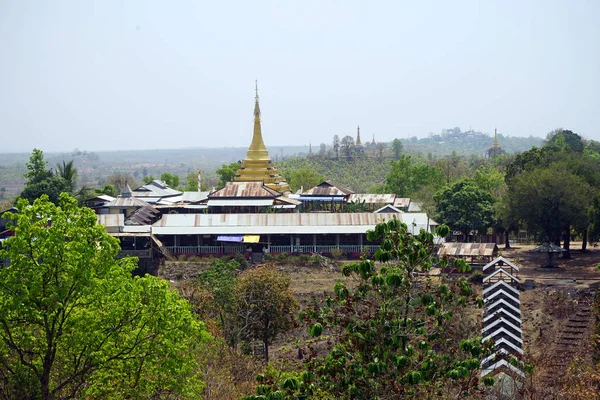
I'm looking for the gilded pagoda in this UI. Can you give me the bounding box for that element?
[234,83,290,192]
[486,128,505,158]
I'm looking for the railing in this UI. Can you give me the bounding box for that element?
[117,249,152,259]
[168,245,246,255]
[165,245,381,255]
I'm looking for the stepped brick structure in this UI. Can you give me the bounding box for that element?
[481,256,524,384]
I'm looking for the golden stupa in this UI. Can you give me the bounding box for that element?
[234,83,290,192]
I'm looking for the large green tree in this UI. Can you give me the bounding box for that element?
[286,168,324,192]
[216,162,240,188]
[509,164,592,257]
[434,179,495,240]
[385,155,444,198]
[0,194,210,399]
[20,149,70,205]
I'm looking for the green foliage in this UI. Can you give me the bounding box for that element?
[216,162,240,188]
[160,172,181,188]
[94,183,118,197]
[286,168,324,192]
[392,138,403,159]
[290,219,485,398]
[56,159,78,192]
[510,164,592,243]
[385,155,444,197]
[434,179,495,239]
[279,157,390,193]
[0,194,210,399]
[21,149,70,205]
[234,266,298,363]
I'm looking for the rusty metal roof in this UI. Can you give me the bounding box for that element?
[393,198,411,208]
[104,197,151,208]
[348,193,396,204]
[438,242,498,257]
[125,205,160,226]
[209,182,280,198]
[97,214,124,233]
[302,180,354,197]
[152,212,435,235]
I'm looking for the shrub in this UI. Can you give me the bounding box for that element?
[468,270,483,284]
[330,248,344,260]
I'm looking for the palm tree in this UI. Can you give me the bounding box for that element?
[57,160,78,193]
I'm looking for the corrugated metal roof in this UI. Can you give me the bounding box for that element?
[181,191,211,203]
[209,182,280,198]
[393,198,411,208]
[133,180,182,197]
[152,212,435,235]
[275,196,301,206]
[125,205,159,226]
[348,193,396,204]
[438,242,498,257]
[207,199,274,207]
[408,201,422,212]
[97,214,124,233]
[302,180,354,196]
[104,197,150,208]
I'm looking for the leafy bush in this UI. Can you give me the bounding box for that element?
[468,270,484,284]
[330,248,344,260]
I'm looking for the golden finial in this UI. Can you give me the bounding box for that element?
[493,128,499,147]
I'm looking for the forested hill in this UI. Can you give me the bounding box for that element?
[398,129,543,156]
[278,157,392,193]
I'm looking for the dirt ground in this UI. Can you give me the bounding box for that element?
[274,244,600,397]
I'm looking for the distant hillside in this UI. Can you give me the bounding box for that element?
[0,130,542,200]
[399,128,543,156]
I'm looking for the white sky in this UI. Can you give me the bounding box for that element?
[1,0,598,152]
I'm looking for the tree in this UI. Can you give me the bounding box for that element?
[21,149,69,205]
[182,259,241,346]
[94,183,118,197]
[376,142,387,160]
[332,135,340,160]
[434,179,495,241]
[287,168,324,192]
[385,155,444,197]
[318,143,327,159]
[251,220,488,399]
[340,135,355,159]
[473,164,505,197]
[391,138,403,159]
[105,172,138,193]
[143,175,156,184]
[216,162,240,188]
[509,165,592,257]
[56,160,78,193]
[545,128,585,153]
[234,266,298,363]
[160,172,180,188]
[0,194,210,399]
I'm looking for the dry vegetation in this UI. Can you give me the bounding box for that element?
[163,244,600,399]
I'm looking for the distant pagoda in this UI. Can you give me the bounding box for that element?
[234,82,290,192]
[486,128,505,158]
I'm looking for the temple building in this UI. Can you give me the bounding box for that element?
[355,125,364,154]
[487,128,505,158]
[234,83,290,192]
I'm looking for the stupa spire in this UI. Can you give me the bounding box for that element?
[247,81,269,161]
[356,125,362,145]
[493,128,499,147]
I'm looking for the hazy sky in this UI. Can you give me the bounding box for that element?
[1,1,598,153]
